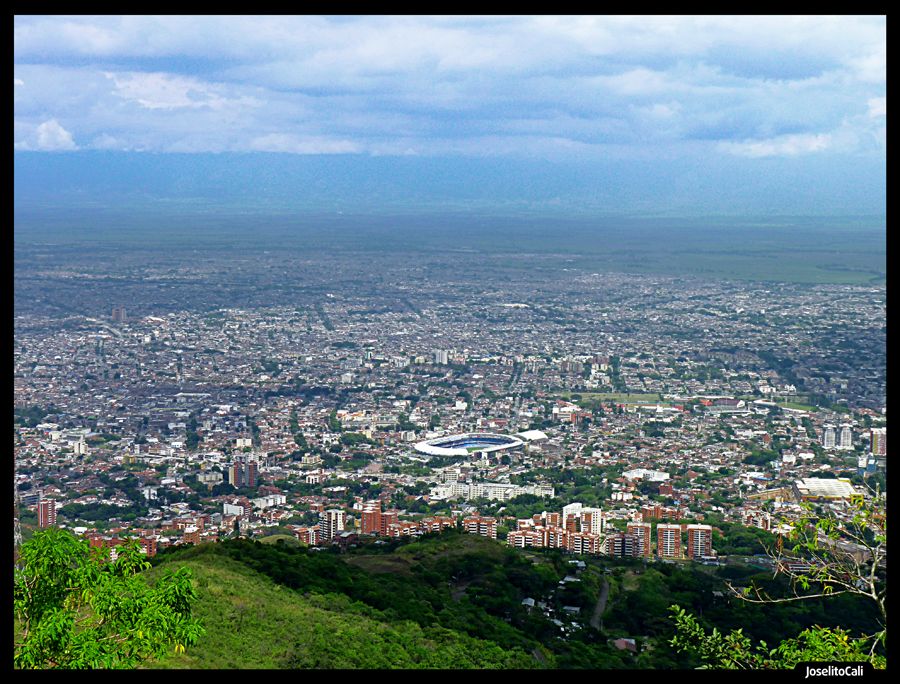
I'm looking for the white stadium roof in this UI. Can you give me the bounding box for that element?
[414,432,524,457]
[516,430,549,441]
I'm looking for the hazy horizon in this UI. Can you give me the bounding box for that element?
[15,16,886,220]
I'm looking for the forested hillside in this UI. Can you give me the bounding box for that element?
[146,529,882,669]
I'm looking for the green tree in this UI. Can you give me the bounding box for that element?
[670,605,885,669]
[727,484,885,656]
[672,483,886,669]
[293,431,308,449]
[185,414,200,451]
[14,529,204,669]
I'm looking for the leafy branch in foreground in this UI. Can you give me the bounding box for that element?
[673,482,887,670]
[669,605,885,669]
[723,482,886,660]
[14,528,204,669]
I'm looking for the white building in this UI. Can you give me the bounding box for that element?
[793,478,861,501]
[429,481,553,502]
[223,502,245,516]
[579,506,605,534]
[838,424,853,450]
[319,509,346,540]
[562,502,583,519]
[622,468,669,482]
[822,424,836,449]
[251,494,287,509]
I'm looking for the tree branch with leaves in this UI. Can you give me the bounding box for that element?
[723,483,885,660]
[672,482,886,669]
[669,605,885,669]
[14,528,204,669]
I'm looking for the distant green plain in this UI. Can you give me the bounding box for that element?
[16,211,885,286]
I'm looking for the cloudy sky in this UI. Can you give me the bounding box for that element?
[14,15,886,217]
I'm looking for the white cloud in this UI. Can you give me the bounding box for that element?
[847,46,886,83]
[12,16,885,159]
[91,133,124,149]
[635,101,681,119]
[14,78,24,86]
[719,133,831,158]
[19,119,78,150]
[868,97,886,118]
[39,119,77,150]
[105,71,258,111]
[248,133,360,154]
[591,68,675,96]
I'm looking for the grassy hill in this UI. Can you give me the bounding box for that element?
[142,529,883,669]
[145,540,538,669]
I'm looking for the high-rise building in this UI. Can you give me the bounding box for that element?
[139,536,158,558]
[361,503,382,535]
[380,510,399,535]
[567,531,602,555]
[657,523,682,559]
[871,427,886,456]
[685,524,713,559]
[562,502,583,518]
[822,424,836,449]
[319,509,346,540]
[245,459,258,488]
[604,532,639,557]
[543,511,561,528]
[227,463,243,488]
[295,526,320,546]
[38,499,56,528]
[463,515,497,538]
[626,521,652,557]
[228,456,258,489]
[111,306,127,324]
[433,349,450,365]
[838,424,853,450]
[580,507,605,535]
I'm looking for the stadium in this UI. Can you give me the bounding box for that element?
[414,432,525,457]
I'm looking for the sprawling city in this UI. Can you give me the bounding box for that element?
[14,14,885,671]
[14,217,886,668]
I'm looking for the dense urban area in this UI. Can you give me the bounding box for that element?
[14,225,886,665]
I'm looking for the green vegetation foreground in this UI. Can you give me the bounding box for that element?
[15,526,885,669]
[14,529,204,668]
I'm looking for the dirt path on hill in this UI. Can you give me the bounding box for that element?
[590,578,609,630]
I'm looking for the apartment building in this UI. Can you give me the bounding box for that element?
[657,523,682,559]
[463,515,497,539]
[319,509,346,540]
[38,498,56,528]
[626,521,652,557]
[604,532,640,558]
[686,524,714,559]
